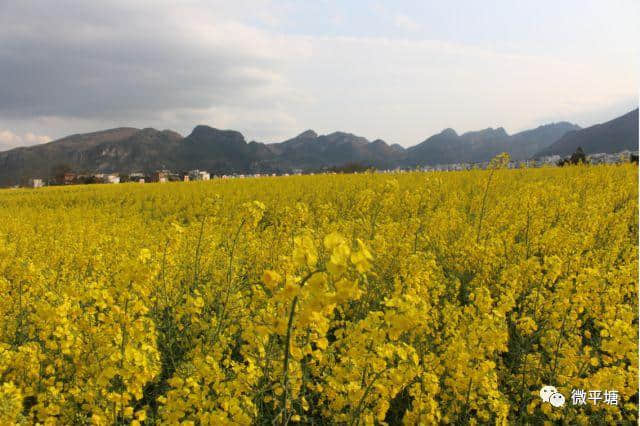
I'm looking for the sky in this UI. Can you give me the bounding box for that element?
[0,0,637,150]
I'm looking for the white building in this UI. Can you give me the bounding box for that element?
[106,174,120,184]
[539,155,561,165]
[587,151,637,165]
[188,170,211,181]
[29,178,44,188]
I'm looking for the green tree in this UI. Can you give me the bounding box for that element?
[569,146,586,164]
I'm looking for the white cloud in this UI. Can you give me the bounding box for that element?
[278,35,636,144]
[0,130,50,150]
[393,14,420,32]
[0,130,21,147]
[331,13,344,25]
[24,133,51,144]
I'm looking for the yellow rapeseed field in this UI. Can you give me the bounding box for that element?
[0,161,637,425]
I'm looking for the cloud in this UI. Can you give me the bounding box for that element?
[275,35,636,144]
[0,0,315,147]
[0,130,50,150]
[330,13,345,25]
[24,133,51,144]
[0,1,305,120]
[393,14,420,32]
[0,130,21,150]
[0,1,636,149]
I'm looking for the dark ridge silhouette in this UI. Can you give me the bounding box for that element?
[1,109,636,186]
[535,109,638,157]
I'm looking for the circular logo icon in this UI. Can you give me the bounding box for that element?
[549,392,566,407]
[540,385,557,402]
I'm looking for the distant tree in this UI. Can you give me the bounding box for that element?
[558,147,587,167]
[50,163,73,184]
[569,146,586,165]
[77,175,99,184]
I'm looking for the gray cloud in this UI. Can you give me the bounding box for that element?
[0,1,636,149]
[0,2,291,118]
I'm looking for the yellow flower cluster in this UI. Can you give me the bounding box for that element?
[0,161,636,424]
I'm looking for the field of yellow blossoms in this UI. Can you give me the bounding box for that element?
[0,160,637,425]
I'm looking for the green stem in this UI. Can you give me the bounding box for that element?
[476,169,496,243]
[350,369,385,426]
[192,215,207,290]
[280,269,325,426]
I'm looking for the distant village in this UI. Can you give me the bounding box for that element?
[415,150,638,172]
[24,150,639,189]
[27,168,308,188]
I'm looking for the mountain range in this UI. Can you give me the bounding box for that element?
[535,109,638,157]
[0,109,637,187]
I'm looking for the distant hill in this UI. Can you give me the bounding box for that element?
[405,122,580,166]
[0,128,183,186]
[178,125,262,174]
[0,126,407,186]
[264,130,406,170]
[535,109,638,157]
[0,113,609,186]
